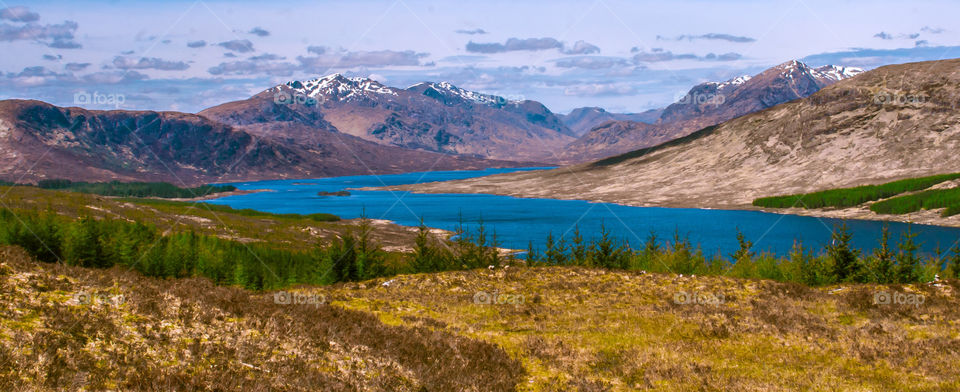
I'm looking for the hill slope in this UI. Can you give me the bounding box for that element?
[391,58,960,212]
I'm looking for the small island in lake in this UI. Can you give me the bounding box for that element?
[318,190,351,196]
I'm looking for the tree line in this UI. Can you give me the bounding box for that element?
[753,172,960,210]
[1,208,958,291]
[36,180,237,198]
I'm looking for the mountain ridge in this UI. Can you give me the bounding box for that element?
[0,99,530,185]
[560,60,864,161]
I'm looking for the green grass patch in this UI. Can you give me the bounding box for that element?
[119,198,340,222]
[870,188,960,217]
[752,172,960,209]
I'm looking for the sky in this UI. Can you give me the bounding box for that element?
[1,0,958,114]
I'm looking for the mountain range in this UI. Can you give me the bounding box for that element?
[389,58,959,210]
[200,75,575,163]
[559,61,864,161]
[0,59,867,185]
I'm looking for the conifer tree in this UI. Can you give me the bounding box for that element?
[827,223,860,282]
[570,226,586,265]
[330,234,359,282]
[949,245,960,279]
[65,217,106,268]
[730,228,755,263]
[871,225,895,283]
[895,227,921,283]
[526,240,542,265]
[412,217,435,272]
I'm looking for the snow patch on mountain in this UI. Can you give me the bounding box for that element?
[812,65,864,82]
[711,75,752,90]
[773,60,863,82]
[276,73,398,101]
[411,81,516,107]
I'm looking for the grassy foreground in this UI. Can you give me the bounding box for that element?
[0,246,521,391]
[3,185,960,390]
[4,242,958,391]
[314,266,960,391]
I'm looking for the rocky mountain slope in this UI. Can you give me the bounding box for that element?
[0,100,526,185]
[562,61,863,161]
[201,75,575,162]
[389,58,960,212]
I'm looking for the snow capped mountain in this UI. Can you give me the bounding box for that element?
[711,75,752,91]
[662,59,862,124]
[273,74,525,109]
[566,59,866,162]
[771,60,863,84]
[812,65,864,82]
[407,81,518,108]
[775,59,804,74]
[276,73,398,102]
[205,73,575,162]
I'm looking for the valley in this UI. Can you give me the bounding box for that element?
[388,59,960,228]
[2,2,960,388]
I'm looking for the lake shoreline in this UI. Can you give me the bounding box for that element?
[366,184,960,229]
[205,168,960,258]
[161,188,273,202]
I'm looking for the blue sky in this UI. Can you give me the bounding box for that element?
[1,0,958,113]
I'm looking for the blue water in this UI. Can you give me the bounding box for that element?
[208,168,960,259]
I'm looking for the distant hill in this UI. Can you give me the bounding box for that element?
[558,106,663,136]
[0,100,527,185]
